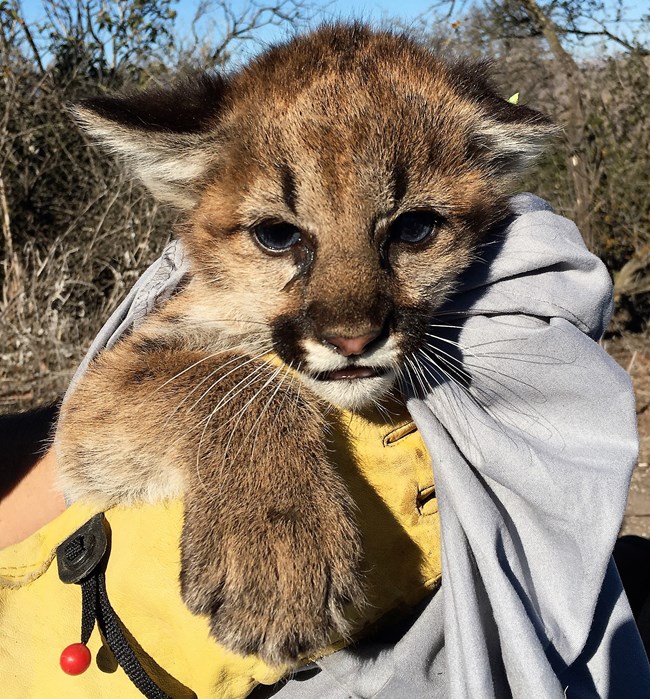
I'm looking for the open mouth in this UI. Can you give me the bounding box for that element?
[312,366,390,382]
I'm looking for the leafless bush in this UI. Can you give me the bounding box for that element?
[0,0,312,411]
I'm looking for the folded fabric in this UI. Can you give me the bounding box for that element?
[60,193,650,697]
[406,193,649,697]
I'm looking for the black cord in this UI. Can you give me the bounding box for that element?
[59,517,173,699]
[62,534,97,645]
[81,571,172,699]
[80,572,97,645]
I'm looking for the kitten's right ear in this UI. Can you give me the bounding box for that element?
[73,73,228,208]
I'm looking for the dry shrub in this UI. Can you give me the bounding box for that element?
[0,0,310,411]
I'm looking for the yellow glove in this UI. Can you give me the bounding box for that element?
[0,396,440,698]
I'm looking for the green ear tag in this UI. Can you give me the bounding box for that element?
[507,92,520,105]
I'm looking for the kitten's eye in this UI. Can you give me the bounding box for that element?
[390,211,440,245]
[253,222,301,253]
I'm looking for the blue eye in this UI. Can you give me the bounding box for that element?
[253,223,301,252]
[390,211,440,245]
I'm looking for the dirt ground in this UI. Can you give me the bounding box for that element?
[606,334,650,538]
[2,334,650,539]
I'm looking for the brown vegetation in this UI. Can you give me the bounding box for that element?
[0,0,311,409]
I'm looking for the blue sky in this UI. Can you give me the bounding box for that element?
[19,0,649,55]
[295,0,433,21]
[175,0,440,49]
[20,0,435,23]
[174,0,436,46]
[18,0,443,60]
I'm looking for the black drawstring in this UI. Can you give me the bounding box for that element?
[57,514,172,699]
[82,569,171,699]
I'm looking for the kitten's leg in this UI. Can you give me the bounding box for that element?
[57,338,364,665]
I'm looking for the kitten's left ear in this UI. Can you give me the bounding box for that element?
[453,60,560,177]
[474,99,560,177]
[471,98,560,178]
[73,73,228,208]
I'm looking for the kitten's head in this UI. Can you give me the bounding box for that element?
[75,23,557,410]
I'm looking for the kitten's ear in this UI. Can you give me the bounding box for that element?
[73,73,228,208]
[471,100,560,178]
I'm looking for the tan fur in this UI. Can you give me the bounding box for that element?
[58,23,556,664]
[57,330,363,663]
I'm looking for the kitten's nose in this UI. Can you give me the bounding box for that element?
[324,331,380,357]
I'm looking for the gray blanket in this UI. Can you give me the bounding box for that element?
[63,194,650,697]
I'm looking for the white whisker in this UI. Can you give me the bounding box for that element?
[188,347,273,414]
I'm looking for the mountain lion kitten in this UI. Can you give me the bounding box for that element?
[56,23,556,666]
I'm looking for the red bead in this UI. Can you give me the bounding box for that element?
[60,643,92,675]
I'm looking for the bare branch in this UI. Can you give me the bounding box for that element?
[14,12,46,74]
[566,26,649,55]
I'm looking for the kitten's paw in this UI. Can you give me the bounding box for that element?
[180,500,364,666]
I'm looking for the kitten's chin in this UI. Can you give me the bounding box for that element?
[300,370,397,411]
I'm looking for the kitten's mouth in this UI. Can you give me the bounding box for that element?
[313,366,389,381]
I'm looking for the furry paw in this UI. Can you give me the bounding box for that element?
[179,494,364,666]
